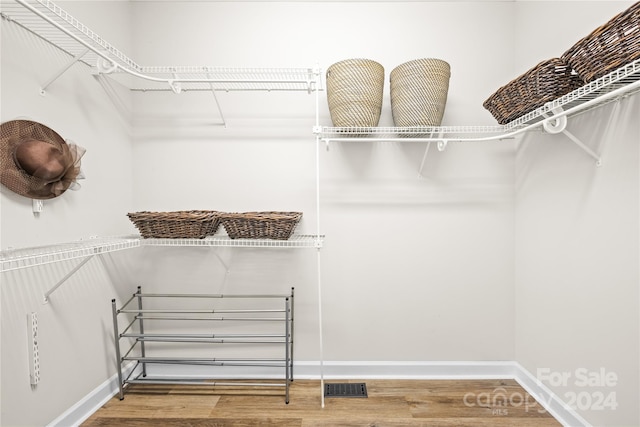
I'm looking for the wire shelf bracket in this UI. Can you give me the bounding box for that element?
[542,107,602,166]
[42,254,93,303]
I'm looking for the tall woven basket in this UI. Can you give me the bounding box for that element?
[326,59,385,127]
[390,58,451,127]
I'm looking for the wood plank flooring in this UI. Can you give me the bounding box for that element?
[82,379,562,426]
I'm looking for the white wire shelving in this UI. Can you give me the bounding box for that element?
[0,235,324,273]
[317,58,640,146]
[140,234,324,249]
[0,0,321,94]
[3,0,638,145]
[0,236,140,272]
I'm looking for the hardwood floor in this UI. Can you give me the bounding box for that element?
[82,379,562,426]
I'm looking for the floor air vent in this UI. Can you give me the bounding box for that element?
[324,382,368,398]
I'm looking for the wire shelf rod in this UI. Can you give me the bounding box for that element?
[131,292,292,299]
[122,357,287,367]
[124,356,286,363]
[119,309,285,314]
[125,378,287,388]
[130,337,287,344]
[134,316,285,322]
[122,333,285,339]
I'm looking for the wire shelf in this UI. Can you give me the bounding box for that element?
[0,237,141,272]
[0,235,323,272]
[1,0,140,70]
[319,58,640,142]
[0,0,321,93]
[139,234,324,249]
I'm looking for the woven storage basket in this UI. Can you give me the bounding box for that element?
[127,210,221,239]
[326,59,385,127]
[220,211,302,240]
[561,2,640,83]
[483,58,583,125]
[390,58,451,127]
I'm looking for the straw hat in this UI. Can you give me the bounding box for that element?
[0,119,85,199]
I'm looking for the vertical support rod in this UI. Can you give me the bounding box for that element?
[285,295,291,404]
[112,299,124,400]
[317,247,325,409]
[136,286,147,377]
[290,287,295,382]
[314,64,325,408]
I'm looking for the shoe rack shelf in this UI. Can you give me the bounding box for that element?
[112,286,294,403]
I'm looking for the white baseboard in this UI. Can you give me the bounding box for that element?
[47,363,139,427]
[512,362,591,427]
[293,360,519,379]
[49,361,587,427]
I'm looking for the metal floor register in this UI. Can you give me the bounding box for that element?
[324,382,368,398]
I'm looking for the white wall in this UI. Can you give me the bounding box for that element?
[0,1,638,426]
[129,1,517,365]
[0,1,134,248]
[515,98,640,427]
[1,2,137,426]
[513,2,639,426]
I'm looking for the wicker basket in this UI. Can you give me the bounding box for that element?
[127,210,221,239]
[390,58,451,127]
[326,59,385,127]
[220,212,302,240]
[561,2,640,83]
[483,58,583,125]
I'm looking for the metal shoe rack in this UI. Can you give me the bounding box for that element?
[112,286,295,403]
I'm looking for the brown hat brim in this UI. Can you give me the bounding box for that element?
[1,119,84,200]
